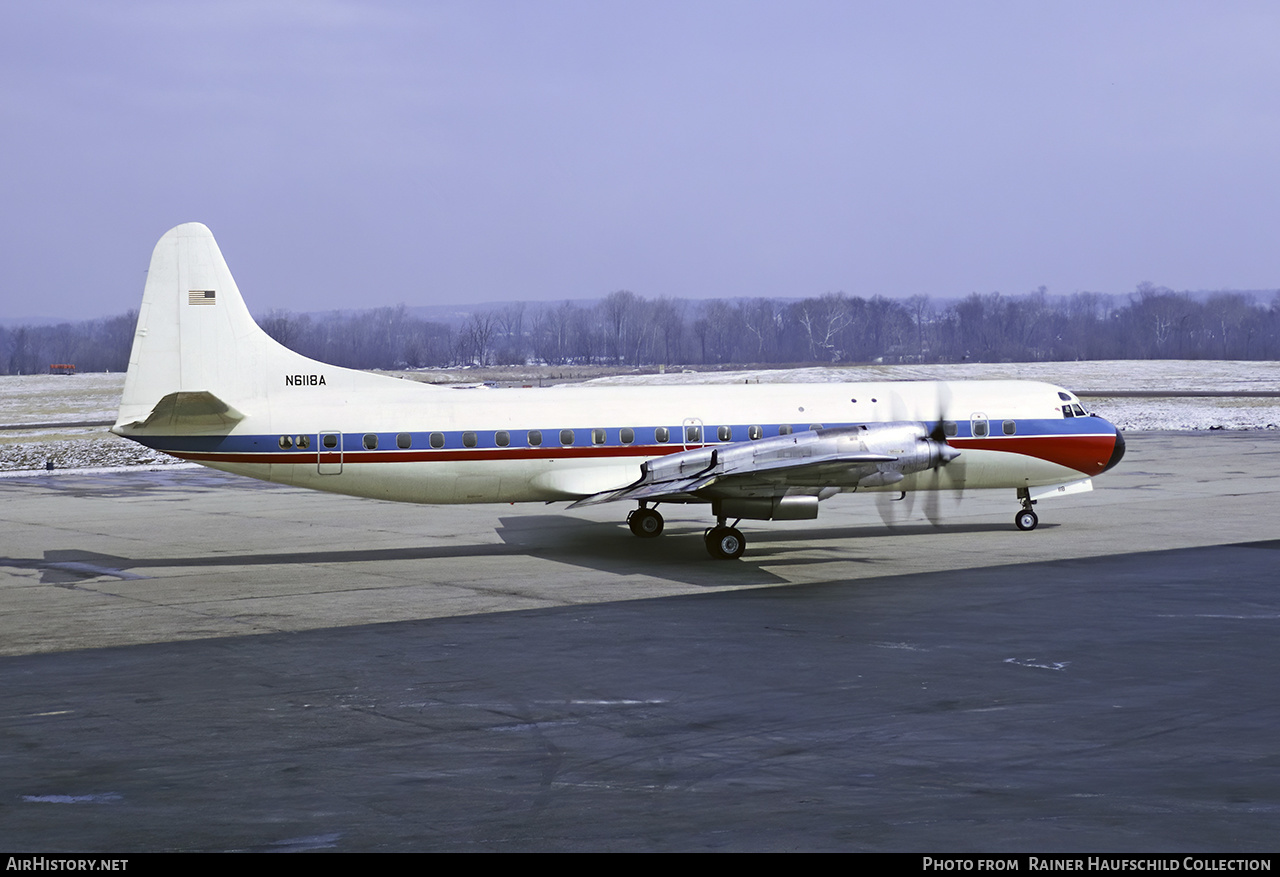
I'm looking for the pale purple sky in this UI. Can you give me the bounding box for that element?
[4,1,1280,319]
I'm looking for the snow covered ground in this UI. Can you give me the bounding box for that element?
[0,373,175,472]
[2,362,1277,473]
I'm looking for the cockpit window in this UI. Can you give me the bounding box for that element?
[1072,404,1086,417]
[1058,391,1072,401]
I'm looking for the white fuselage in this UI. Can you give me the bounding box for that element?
[151,378,1115,505]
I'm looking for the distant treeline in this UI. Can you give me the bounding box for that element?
[2,313,137,375]
[4,285,1280,375]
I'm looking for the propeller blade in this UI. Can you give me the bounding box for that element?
[876,489,915,528]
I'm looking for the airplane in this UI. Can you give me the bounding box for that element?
[111,223,1125,560]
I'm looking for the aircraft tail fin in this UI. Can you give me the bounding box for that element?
[113,223,342,434]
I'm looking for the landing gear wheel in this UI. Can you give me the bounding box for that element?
[1015,509,1039,531]
[704,525,746,560]
[628,507,664,538]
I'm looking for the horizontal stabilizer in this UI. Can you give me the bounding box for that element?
[114,391,246,434]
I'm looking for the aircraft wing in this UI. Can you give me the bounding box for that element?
[569,426,919,508]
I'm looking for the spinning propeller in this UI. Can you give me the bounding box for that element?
[875,382,963,528]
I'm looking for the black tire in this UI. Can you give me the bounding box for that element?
[628,508,664,538]
[704,525,746,559]
[1015,509,1039,531]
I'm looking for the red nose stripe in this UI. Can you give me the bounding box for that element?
[951,434,1118,476]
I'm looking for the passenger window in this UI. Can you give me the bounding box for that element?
[748,425,763,440]
[296,435,310,449]
[655,427,670,443]
[973,420,988,438]
[809,424,823,431]
[527,430,542,446]
[717,426,732,442]
[495,431,510,447]
[943,421,957,437]
[363,434,378,450]
[278,435,293,449]
[322,434,338,450]
[462,432,477,448]
[779,425,792,436]
[560,429,575,446]
[620,427,635,444]
[592,428,606,445]
[1003,420,1016,436]
[397,433,411,449]
[685,425,702,443]
[430,432,445,448]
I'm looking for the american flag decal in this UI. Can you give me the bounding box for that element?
[188,290,216,305]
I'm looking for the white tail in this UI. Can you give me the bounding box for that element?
[113,223,383,435]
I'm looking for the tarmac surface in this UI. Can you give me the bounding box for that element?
[2,430,1279,851]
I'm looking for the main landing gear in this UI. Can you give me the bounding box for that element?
[626,503,746,560]
[1015,488,1038,531]
[704,522,746,560]
[627,505,664,538]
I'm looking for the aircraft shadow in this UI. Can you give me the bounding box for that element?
[4,519,1034,591]
[7,545,524,587]
[8,524,785,589]
[494,515,789,586]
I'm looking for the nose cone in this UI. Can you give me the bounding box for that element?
[1101,424,1126,473]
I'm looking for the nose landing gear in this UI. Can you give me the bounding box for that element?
[1015,488,1039,531]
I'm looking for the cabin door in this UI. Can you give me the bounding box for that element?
[681,417,706,450]
[318,431,343,474]
[970,413,989,439]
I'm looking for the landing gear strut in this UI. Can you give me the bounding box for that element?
[705,517,746,560]
[627,504,664,538]
[1015,488,1038,531]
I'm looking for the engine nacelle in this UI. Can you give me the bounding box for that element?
[848,422,960,482]
[713,495,820,521]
